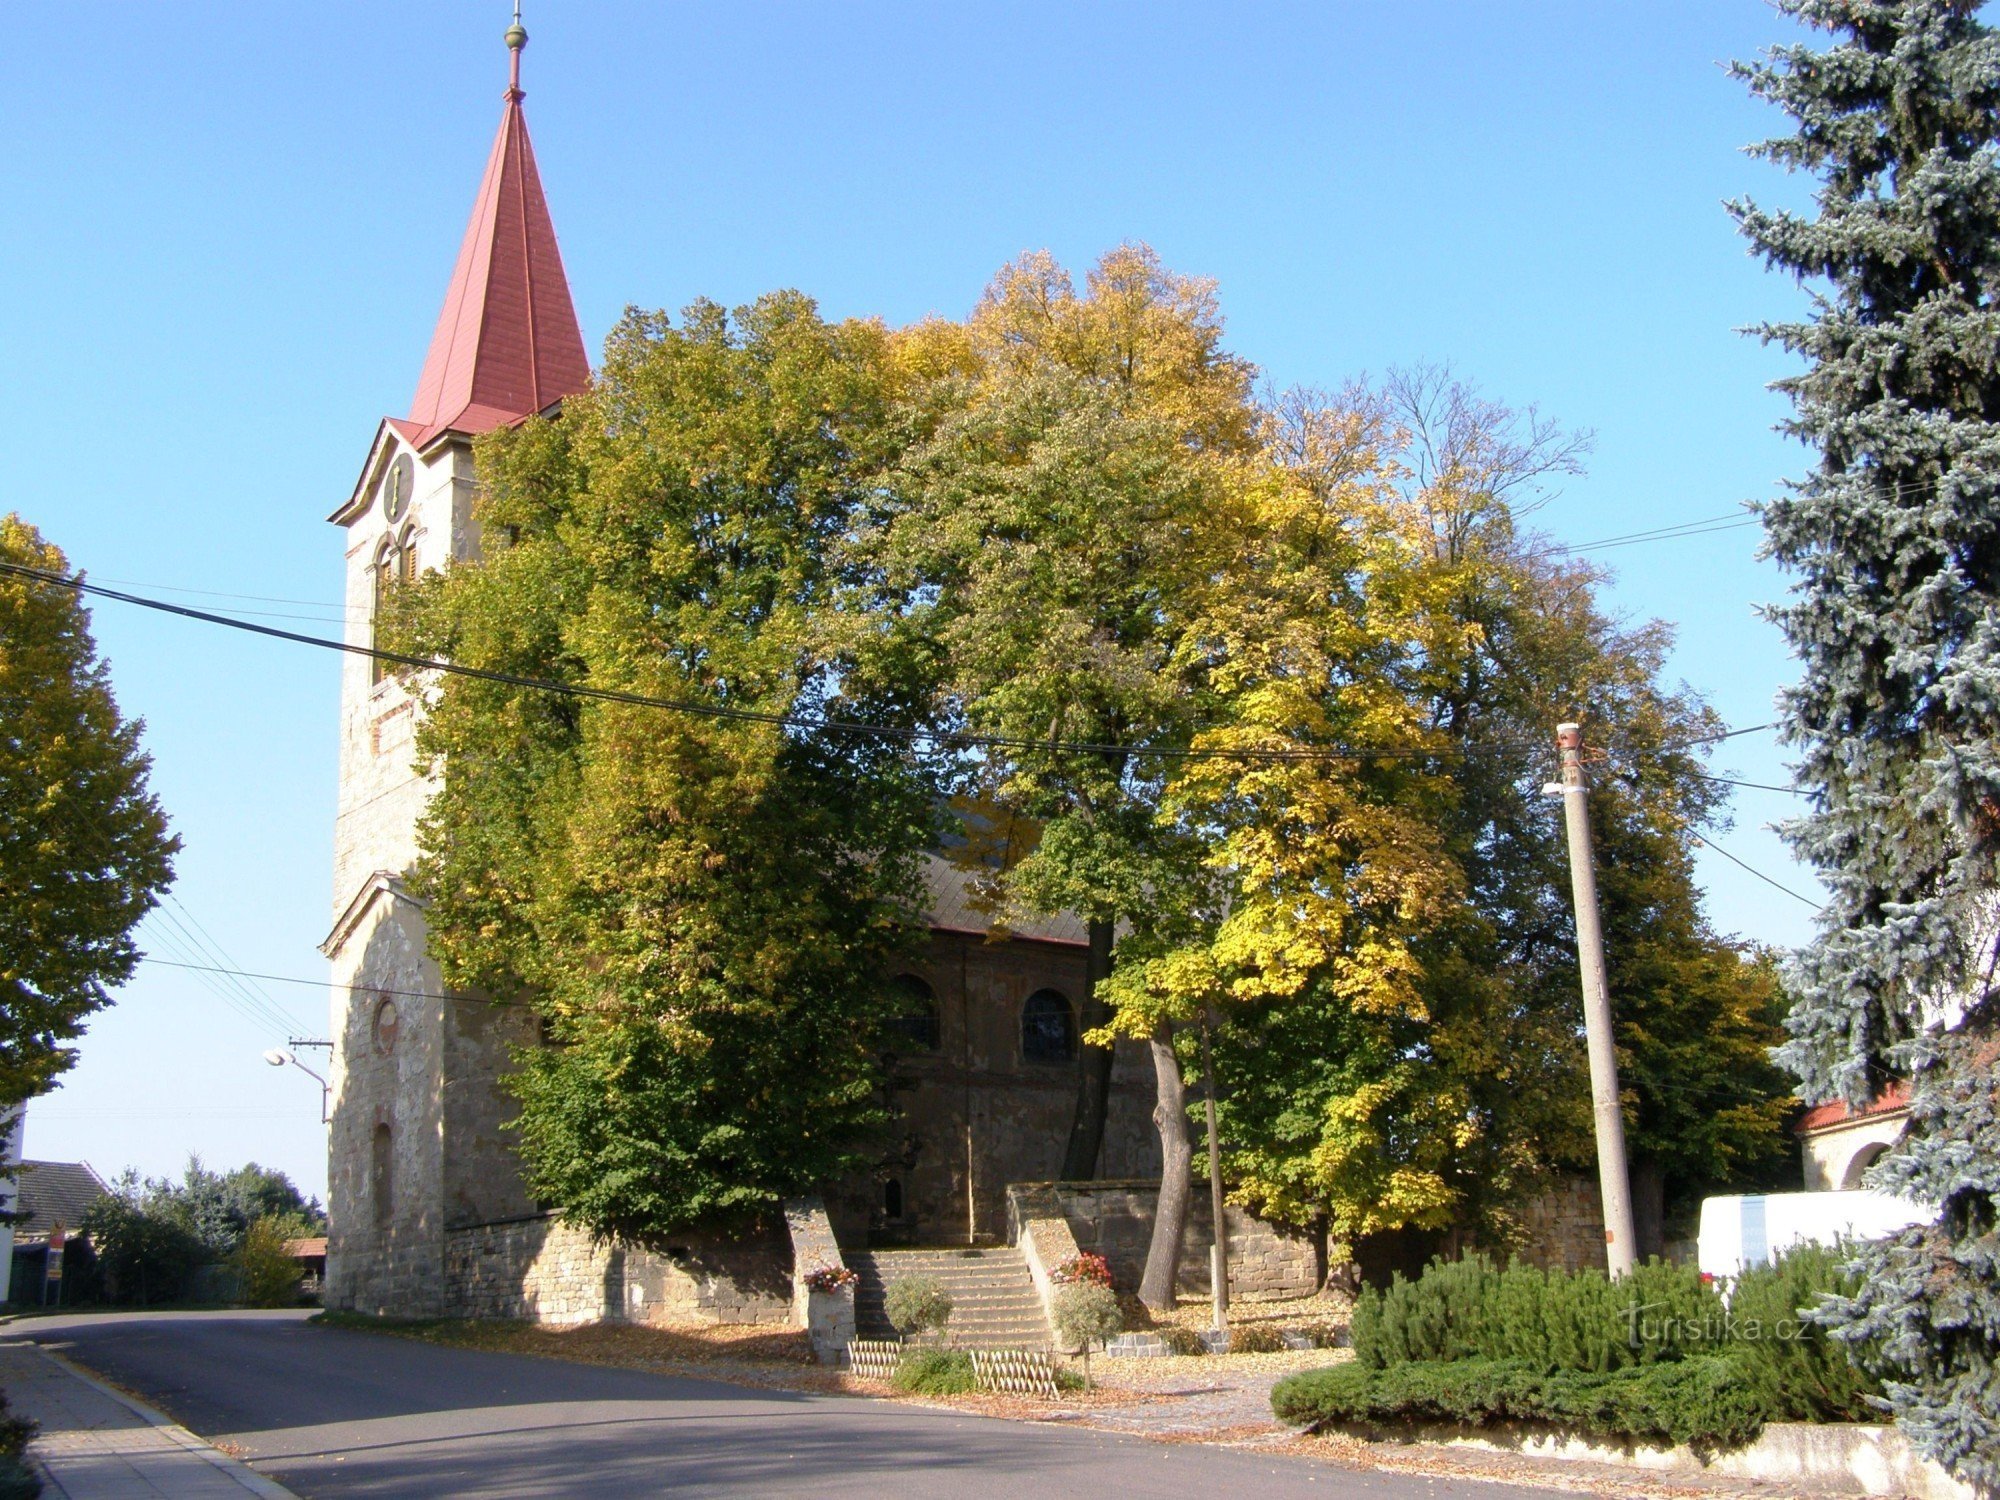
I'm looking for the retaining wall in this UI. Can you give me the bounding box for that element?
[443,1214,791,1326]
[1007,1181,1323,1299]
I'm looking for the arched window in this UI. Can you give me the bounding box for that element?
[1021,988,1075,1064]
[1841,1142,1890,1190]
[371,1122,394,1229]
[883,1178,905,1219]
[370,536,400,685]
[887,974,939,1052]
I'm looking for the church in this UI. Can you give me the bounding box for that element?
[317,18,1232,1328]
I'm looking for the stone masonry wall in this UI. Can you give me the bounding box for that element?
[1010,1182,1323,1300]
[445,1215,793,1326]
[1513,1176,1610,1274]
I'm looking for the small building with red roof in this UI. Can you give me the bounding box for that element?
[1796,1081,1910,1191]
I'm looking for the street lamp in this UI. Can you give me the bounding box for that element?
[264,1049,330,1125]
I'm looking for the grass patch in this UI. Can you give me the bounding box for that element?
[891,1348,976,1395]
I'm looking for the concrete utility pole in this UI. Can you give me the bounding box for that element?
[1545,722,1639,1279]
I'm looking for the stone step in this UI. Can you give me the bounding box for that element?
[847,1241,1049,1351]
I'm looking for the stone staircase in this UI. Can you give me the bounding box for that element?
[848,1245,1051,1350]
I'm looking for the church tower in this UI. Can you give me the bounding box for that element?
[321,16,589,1315]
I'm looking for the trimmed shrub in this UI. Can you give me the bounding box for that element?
[892,1347,976,1394]
[1229,1322,1286,1354]
[1159,1325,1207,1356]
[1271,1355,1767,1453]
[1724,1244,1880,1423]
[1053,1283,1123,1351]
[884,1275,953,1341]
[1353,1254,1720,1373]
[1291,1246,1883,1453]
[1054,1282,1124,1389]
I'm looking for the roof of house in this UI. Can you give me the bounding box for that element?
[402,28,589,450]
[921,854,1086,947]
[1797,1080,1912,1136]
[11,1160,110,1241]
[283,1237,328,1260]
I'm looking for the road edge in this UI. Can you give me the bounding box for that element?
[26,1343,300,1499]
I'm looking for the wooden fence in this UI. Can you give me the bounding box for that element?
[971,1348,1059,1399]
[845,1339,902,1380]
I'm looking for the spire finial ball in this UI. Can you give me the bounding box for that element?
[505,20,528,51]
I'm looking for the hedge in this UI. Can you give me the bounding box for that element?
[1278,1245,1882,1451]
[1271,1355,1767,1453]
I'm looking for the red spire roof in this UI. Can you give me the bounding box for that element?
[404,29,589,449]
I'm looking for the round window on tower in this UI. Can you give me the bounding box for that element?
[372,996,399,1056]
[381,453,415,524]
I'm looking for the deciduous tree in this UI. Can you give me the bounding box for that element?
[0,515,175,1113]
[873,247,1260,1304]
[406,294,943,1239]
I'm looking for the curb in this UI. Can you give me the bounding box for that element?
[25,1344,299,1498]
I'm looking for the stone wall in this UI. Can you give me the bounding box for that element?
[1513,1176,1610,1274]
[1008,1182,1323,1300]
[324,895,449,1317]
[829,927,1160,1248]
[444,1215,793,1326]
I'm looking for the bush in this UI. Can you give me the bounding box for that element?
[83,1188,208,1305]
[1353,1254,1719,1373]
[1159,1325,1208,1356]
[232,1217,302,1308]
[892,1347,976,1394]
[1049,1252,1112,1287]
[1053,1283,1123,1351]
[1271,1354,1767,1453]
[883,1275,953,1340]
[1291,1246,1884,1453]
[1288,1319,1343,1349]
[1229,1322,1286,1354]
[1724,1244,1879,1423]
[0,1390,38,1500]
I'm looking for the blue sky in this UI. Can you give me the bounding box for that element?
[6,2,1824,1202]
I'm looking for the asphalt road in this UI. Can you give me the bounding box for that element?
[17,1310,1567,1499]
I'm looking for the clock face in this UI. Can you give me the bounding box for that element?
[382,454,415,524]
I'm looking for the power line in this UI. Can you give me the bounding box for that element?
[3,557,1780,766]
[0,560,1531,765]
[76,507,1773,620]
[1691,835,1823,910]
[1690,769,1804,795]
[140,957,459,1006]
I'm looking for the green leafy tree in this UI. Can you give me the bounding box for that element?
[231,1217,303,1309]
[874,246,1261,1304]
[405,293,942,1240]
[1209,375,1796,1249]
[1734,3,2000,1483]
[0,515,176,1109]
[82,1170,209,1305]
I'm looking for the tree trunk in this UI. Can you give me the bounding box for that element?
[1138,1026,1192,1313]
[1059,918,1117,1181]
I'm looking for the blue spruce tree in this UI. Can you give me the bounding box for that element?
[1732,2,2000,1484]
